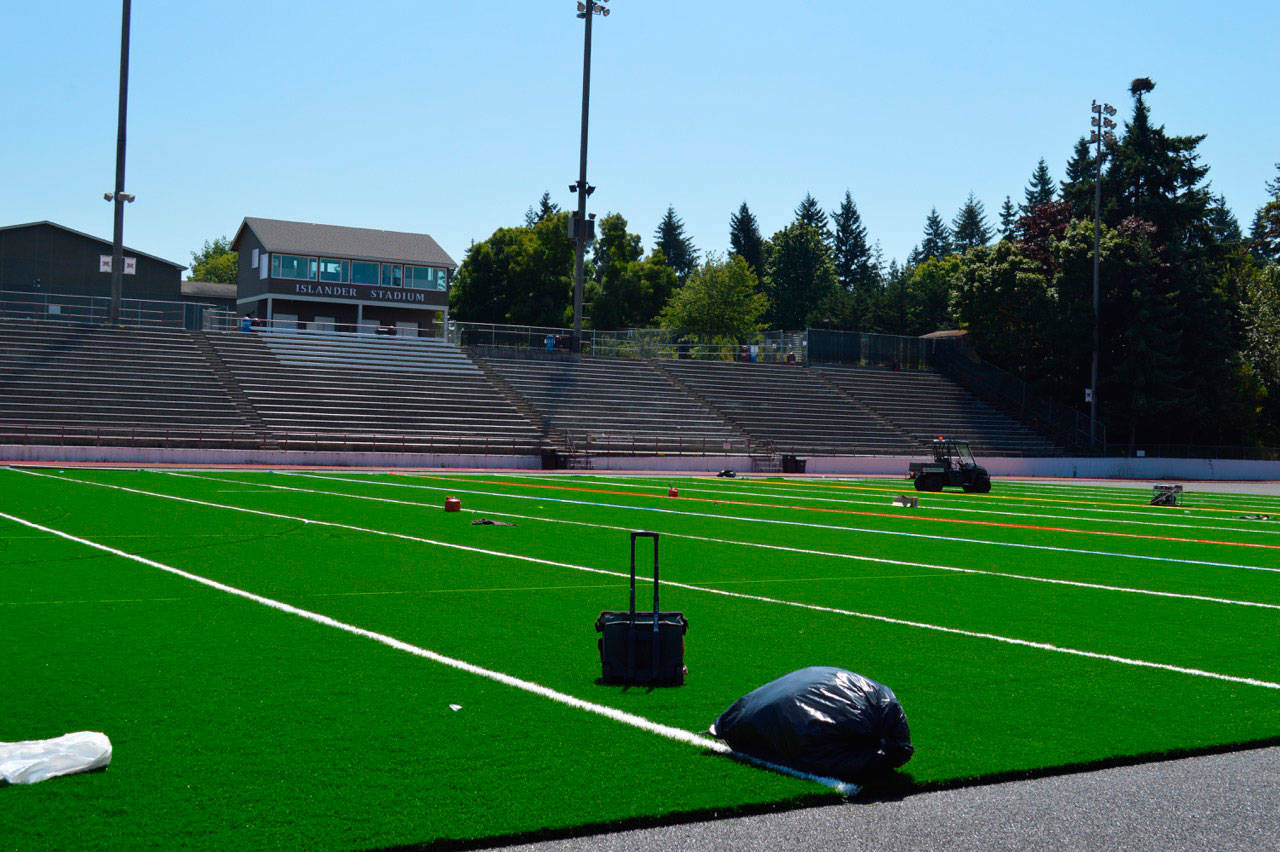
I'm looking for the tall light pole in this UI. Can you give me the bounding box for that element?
[107,0,134,325]
[1089,100,1117,449]
[570,0,609,351]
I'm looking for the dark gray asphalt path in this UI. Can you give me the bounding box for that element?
[504,746,1280,851]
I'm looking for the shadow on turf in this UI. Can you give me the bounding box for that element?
[365,737,1280,851]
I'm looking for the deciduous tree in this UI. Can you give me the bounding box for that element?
[659,255,768,340]
[450,214,574,326]
[189,237,237,284]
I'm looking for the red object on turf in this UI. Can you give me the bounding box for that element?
[445,497,461,512]
[668,487,679,497]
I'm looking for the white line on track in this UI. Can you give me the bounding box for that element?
[0,505,858,796]
[10,468,1280,692]
[286,472,1280,575]
[499,475,1280,536]
[172,471,1280,612]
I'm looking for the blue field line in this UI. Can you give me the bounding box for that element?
[8,467,1280,694]
[279,472,1280,575]
[161,471,1280,612]
[495,474,1280,537]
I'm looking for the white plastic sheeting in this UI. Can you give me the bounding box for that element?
[0,732,112,785]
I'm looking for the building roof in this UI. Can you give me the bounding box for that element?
[181,280,238,299]
[233,217,457,269]
[0,220,185,269]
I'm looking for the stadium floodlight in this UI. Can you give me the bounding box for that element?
[108,0,133,325]
[569,0,612,351]
[1086,99,1116,450]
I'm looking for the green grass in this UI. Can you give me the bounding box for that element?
[2,467,1278,848]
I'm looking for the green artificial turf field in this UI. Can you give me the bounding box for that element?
[1,467,1278,848]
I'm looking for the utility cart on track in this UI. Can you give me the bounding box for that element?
[908,439,992,493]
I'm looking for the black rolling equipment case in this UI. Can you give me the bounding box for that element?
[595,532,687,685]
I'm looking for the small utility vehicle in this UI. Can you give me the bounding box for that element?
[908,439,992,493]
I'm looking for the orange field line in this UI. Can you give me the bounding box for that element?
[430,478,1280,551]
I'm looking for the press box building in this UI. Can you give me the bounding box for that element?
[232,217,456,337]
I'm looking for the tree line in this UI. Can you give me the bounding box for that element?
[453,78,1279,447]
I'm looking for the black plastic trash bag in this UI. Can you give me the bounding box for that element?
[710,666,913,780]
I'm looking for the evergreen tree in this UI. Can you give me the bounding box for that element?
[1103,78,1210,246]
[1021,158,1057,213]
[917,208,953,262]
[952,193,992,251]
[998,196,1019,239]
[1206,194,1242,244]
[764,222,838,329]
[653,206,699,282]
[793,193,830,237]
[829,190,876,295]
[1250,164,1280,262]
[1060,137,1100,219]
[864,259,911,334]
[524,192,561,227]
[728,202,765,275]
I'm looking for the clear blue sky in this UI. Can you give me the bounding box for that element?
[3,1,1276,275]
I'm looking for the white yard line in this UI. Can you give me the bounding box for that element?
[0,506,858,796]
[285,472,1280,575]
[10,468,1280,692]
[496,475,1280,536]
[169,471,1280,612]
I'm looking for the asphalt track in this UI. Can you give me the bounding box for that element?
[503,745,1280,851]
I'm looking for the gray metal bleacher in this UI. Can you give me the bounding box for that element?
[477,355,747,454]
[0,319,258,447]
[202,329,541,453]
[814,365,1062,456]
[655,359,919,455]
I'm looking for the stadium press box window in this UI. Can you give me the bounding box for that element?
[270,254,446,290]
[405,265,446,290]
[352,261,379,286]
[319,259,350,283]
[272,254,318,281]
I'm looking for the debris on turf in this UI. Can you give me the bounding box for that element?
[668,487,679,497]
[444,497,461,512]
[892,495,920,508]
[0,731,113,785]
[710,667,913,782]
[1150,484,1183,506]
[449,704,462,712]
[470,518,516,527]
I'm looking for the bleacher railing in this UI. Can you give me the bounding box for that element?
[448,322,808,363]
[0,290,215,330]
[573,433,752,456]
[202,310,445,338]
[928,341,1105,453]
[806,329,942,370]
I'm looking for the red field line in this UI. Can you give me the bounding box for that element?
[436,477,1280,552]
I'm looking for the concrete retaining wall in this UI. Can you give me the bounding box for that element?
[801,454,1280,481]
[586,455,753,472]
[0,445,541,470]
[3,444,1277,481]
